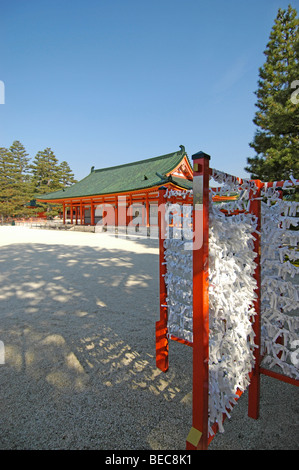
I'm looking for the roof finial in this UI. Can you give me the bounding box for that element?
[91,166,95,173]
[179,145,185,154]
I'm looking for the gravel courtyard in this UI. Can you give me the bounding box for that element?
[0,226,297,450]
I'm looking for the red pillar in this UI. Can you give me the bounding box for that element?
[91,199,95,226]
[155,186,169,372]
[146,193,150,229]
[70,201,73,224]
[115,197,118,229]
[127,194,132,226]
[186,151,210,451]
[248,180,262,420]
[117,195,127,233]
[82,202,85,225]
[80,200,83,225]
[63,202,66,224]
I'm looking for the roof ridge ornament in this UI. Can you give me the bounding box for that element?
[179,145,185,154]
[156,172,167,181]
[156,172,173,183]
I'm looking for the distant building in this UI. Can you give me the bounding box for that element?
[37,146,193,228]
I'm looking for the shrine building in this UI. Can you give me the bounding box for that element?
[37,145,193,229]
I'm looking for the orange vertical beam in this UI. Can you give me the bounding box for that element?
[115,197,118,229]
[118,195,127,233]
[79,200,82,225]
[156,186,169,372]
[63,202,66,224]
[82,202,85,225]
[146,193,150,229]
[248,180,262,420]
[186,151,210,451]
[91,199,95,226]
[70,201,73,224]
[128,194,132,226]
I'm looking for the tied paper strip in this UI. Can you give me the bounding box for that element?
[161,171,298,437]
[209,170,258,436]
[164,188,193,200]
[208,200,258,435]
[162,185,259,436]
[163,200,194,342]
[260,189,299,381]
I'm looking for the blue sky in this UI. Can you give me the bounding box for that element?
[0,0,297,181]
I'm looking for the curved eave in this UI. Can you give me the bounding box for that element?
[37,184,161,203]
[166,154,193,179]
[37,179,192,204]
[36,148,191,203]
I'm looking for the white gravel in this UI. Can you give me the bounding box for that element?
[0,226,297,450]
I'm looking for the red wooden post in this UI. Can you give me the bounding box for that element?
[127,194,133,227]
[80,199,83,225]
[115,197,118,229]
[70,201,73,224]
[117,195,127,234]
[146,193,150,231]
[91,199,95,226]
[186,151,210,450]
[156,186,169,372]
[247,180,262,420]
[63,202,66,224]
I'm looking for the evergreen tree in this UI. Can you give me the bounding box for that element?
[9,140,30,177]
[245,5,299,182]
[59,161,77,187]
[30,147,64,195]
[30,147,74,218]
[0,147,18,222]
[0,142,77,220]
[9,141,34,217]
[0,143,34,221]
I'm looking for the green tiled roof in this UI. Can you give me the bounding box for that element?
[171,176,193,190]
[38,146,192,201]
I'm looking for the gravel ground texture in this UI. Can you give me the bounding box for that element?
[0,226,298,450]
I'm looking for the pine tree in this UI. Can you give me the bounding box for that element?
[9,140,30,176]
[0,147,18,222]
[30,147,76,218]
[245,5,299,182]
[59,161,77,187]
[0,142,77,220]
[9,141,34,217]
[0,143,34,221]
[31,147,64,195]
